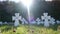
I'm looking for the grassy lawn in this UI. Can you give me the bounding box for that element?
[0,24,60,34]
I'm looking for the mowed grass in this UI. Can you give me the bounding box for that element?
[0,25,60,34]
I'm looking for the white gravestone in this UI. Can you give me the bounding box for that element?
[56,20,60,24]
[29,17,36,24]
[41,13,51,27]
[49,18,55,25]
[12,13,21,26]
[21,18,28,24]
[4,22,8,24]
[31,20,36,24]
[36,18,41,25]
[36,18,44,25]
[29,18,36,24]
[0,22,2,25]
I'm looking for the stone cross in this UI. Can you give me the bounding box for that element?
[21,18,28,24]
[56,20,60,24]
[41,13,51,27]
[36,18,41,25]
[12,13,21,26]
[49,17,55,25]
[4,22,8,24]
[31,20,36,24]
[0,22,2,25]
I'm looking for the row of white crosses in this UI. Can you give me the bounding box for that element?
[35,13,55,27]
[12,13,60,27]
[0,22,12,25]
[12,13,28,26]
[41,13,55,27]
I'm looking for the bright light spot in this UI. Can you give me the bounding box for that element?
[6,0,33,22]
[20,0,32,7]
[20,0,33,22]
[27,6,31,21]
[45,0,52,1]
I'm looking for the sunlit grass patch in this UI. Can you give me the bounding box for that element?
[0,24,60,34]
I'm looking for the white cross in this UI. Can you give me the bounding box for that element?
[49,17,55,25]
[12,13,21,26]
[4,22,7,24]
[0,22,2,25]
[21,18,28,24]
[36,18,41,25]
[41,13,51,27]
[56,20,60,24]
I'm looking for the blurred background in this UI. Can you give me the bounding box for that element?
[0,0,60,22]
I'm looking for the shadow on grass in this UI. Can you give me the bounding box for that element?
[0,25,13,32]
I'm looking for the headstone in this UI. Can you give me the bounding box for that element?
[49,17,55,25]
[21,18,28,24]
[0,22,2,25]
[30,20,36,24]
[28,16,36,24]
[56,20,60,24]
[4,22,8,24]
[41,13,51,27]
[36,18,41,25]
[12,13,21,26]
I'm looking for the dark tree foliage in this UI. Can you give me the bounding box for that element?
[0,1,60,22]
[0,1,17,22]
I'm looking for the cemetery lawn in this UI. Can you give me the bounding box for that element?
[0,25,60,34]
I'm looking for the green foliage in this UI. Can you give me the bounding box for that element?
[0,25,60,34]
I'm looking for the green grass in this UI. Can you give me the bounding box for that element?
[0,24,60,34]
